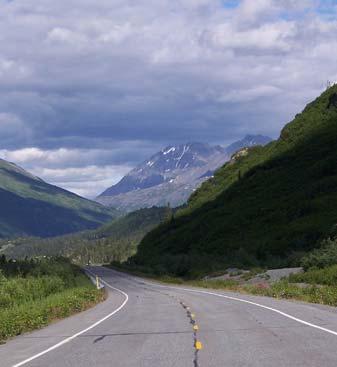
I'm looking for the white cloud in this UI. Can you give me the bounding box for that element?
[98,23,132,43]
[0,147,106,168]
[0,147,132,198]
[30,165,131,198]
[47,27,86,44]
[237,0,276,23]
[0,57,30,81]
[205,21,296,52]
[0,59,14,73]
[218,85,281,103]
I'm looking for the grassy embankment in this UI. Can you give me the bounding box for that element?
[0,256,105,343]
[185,274,337,307]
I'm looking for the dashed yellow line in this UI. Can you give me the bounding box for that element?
[195,340,203,350]
[180,301,203,354]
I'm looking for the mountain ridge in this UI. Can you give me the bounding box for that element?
[97,135,272,212]
[0,158,116,238]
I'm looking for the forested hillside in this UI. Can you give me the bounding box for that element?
[2,206,172,264]
[133,86,337,277]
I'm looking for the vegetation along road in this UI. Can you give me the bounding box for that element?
[1,267,337,367]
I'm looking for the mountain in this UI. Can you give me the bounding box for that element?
[132,86,337,277]
[0,159,116,238]
[97,137,271,212]
[96,142,228,211]
[2,206,172,264]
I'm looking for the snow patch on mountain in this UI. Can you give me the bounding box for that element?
[96,136,272,211]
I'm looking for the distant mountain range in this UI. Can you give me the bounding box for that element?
[96,135,272,212]
[0,159,116,238]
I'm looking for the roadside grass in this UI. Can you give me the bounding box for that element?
[0,286,105,343]
[110,264,337,308]
[166,278,337,307]
[288,264,337,286]
[244,281,337,305]
[0,257,105,343]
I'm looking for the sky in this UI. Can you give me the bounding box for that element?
[1,0,337,198]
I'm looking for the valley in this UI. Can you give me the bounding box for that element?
[2,2,337,366]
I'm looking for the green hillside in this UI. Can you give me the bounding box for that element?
[133,86,337,277]
[2,206,171,264]
[0,159,116,237]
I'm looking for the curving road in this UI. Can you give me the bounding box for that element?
[1,266,337,367]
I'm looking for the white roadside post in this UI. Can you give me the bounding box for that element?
[96,275,99,289]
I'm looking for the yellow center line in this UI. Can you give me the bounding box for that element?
[195,340,203,350]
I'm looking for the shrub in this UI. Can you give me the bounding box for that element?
[0,256,104,343]
[300,237,337,269]
[289,264,337,286]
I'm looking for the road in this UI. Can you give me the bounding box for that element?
[1,266,337,367]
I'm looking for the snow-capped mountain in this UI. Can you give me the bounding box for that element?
[96,136,272,212]
[99,143,224,198]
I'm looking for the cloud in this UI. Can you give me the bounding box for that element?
[205,21,296,52]
[0,113,32,146]
[0,143,160,168]
[0,147,133,197]
[237,0,276,23]
[0,0,336,197]
[218,85,281,103]
[30,165,131,198]
[47,27,87,44]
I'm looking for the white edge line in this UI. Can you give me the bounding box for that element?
[12,270,129,367]
[134,276,337,337]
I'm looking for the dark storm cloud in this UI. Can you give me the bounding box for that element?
[0,0,337,196]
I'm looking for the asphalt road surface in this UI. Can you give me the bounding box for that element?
[1,266,337,367]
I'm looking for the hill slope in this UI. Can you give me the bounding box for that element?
[0,159,115,238]
[97,137,271,212]
[133,86,337,277]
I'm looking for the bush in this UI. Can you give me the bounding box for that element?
[0,276,66,308]
[0,287,104,342]
[300,237,337,269]
[0,256,104,343]
[289,264,337,286]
